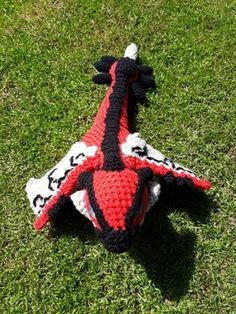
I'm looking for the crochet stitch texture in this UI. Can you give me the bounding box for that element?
[26,44,211,253]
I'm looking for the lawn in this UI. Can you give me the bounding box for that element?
[0,1,235,313]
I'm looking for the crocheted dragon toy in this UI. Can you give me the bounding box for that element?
[26,44,211,253]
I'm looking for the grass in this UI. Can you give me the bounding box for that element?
[0,0,235,313]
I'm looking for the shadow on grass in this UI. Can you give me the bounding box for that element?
[129,186,217,301]
[48,198,96,243]
[48,187,217,301]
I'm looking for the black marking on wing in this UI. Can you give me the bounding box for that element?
[132,145,148,157]
[164,157,176,169]
[146,156,194,175]
[47,153,86,193]
[146,156,169,166]
[33,194,43,207]
[33,194,51,209]
[131,146,189,173]
[57,169,71,189]
[48,168,57,191]
[70,153,85,167]
[175,166,194,174]
[56,169,71,188]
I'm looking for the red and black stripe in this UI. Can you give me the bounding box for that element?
[77,167,152,253]
[101,58,137,171]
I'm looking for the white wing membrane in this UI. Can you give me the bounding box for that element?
[25,142,97,215]
[70,190,89,219]
[121,133,195,176]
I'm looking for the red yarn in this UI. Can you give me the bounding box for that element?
[93,169,138,230]
[34,156,100,230]
[83,62,130,151]
[31,51,211,255]
[122,156,211,190]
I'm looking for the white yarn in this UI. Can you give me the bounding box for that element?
[121,133,195,176]
[124,43,138,60]
[70,190,89,219]
[25,142,97,215]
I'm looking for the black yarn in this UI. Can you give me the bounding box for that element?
[78,171,111,231]
[139,73,156,89]
[77,168,153,253]
[93,55,155,170]
[125,167,153,226]
[94,56,117,73]
[158,172,194,189]
[48,195,70,219]
[33,194,51,210]
[93,73,112,85]
[96,228,136,253]
[130,82,147,104]
[56,169,71,188]
[137,64,153,75]
[101,58,137,170]
[48,168,57,191]
[132,145,148,157]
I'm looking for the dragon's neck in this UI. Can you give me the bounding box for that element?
[83,59,133,170]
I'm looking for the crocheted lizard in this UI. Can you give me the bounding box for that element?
[26,44,211,253]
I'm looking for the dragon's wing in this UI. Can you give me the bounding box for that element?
[121,133,211,190]
[25,142,98,230]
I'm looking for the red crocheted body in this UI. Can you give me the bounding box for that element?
[29,52,211,254]
[93,169,138,230]
[83,62,130,149]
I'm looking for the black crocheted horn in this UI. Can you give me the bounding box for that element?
[94,55,117,73]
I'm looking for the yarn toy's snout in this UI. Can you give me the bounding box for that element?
[97,226,137,253]
[78,168,152,252]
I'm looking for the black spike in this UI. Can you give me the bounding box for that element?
[137,64,153,75]
[130,82,147,104]
[93,73,112,85]
[94,56,117,73]
[139,73,156,89]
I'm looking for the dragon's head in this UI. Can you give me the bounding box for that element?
[76,168,160,253]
